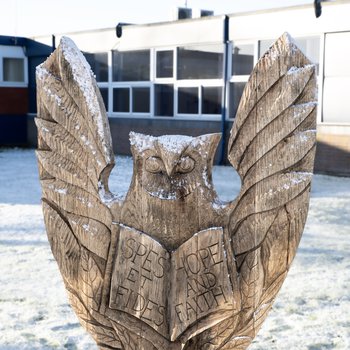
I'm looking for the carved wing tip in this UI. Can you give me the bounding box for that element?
[60,35,77,48]
[59,36,94,77]
[58,37,114,164]
[261,32,313,68]
[35,63,50,85]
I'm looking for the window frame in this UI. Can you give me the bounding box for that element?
[155,48,175,80]
[154,83,175,118]
[0,45,28,87]
[322,31,350,125]
[112,49,151,83]
[107,43,226,120]
[175,79,224,118]
[84,51,109,83]
[228,41,258,119]
[176,43,224,81]
[111,82,153,116]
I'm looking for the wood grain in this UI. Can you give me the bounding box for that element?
[36,33,317,349]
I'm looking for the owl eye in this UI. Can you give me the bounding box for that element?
[177,156,195,173]
[145,156,163,173]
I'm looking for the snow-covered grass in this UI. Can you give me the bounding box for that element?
[0,148,349,349]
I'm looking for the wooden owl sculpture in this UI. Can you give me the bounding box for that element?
[36,33,317,350]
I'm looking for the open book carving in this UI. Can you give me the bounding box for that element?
[109,226,237,341]
[36,33,317,349]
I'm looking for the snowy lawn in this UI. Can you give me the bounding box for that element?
[0,148,349,349]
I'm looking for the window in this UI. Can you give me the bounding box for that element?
[229,82,246,119]
[323,32,350,124]
[232,44,254,76]
[132,87,150,113]
[202,87,222,114]
[3,58,25,82]
[178,87,199,114]
[109,45,225,118]
[113,87,150,114]
[177,44,223,79]
[230,43,255,119]
[0,46,27,87]
[156,51,173,78]
[84,52,108,82]
[112,50,150,81]
[100,88,109,110]
[113,88,130,112]
[155,84,174,117]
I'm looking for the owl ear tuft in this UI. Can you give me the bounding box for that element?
[129,131,156,155]
[193,133,221,163]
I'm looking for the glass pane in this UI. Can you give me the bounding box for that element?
[3,58,24,82]
[323,77,350,123]
[113,88,130,112]
[202,87,222,114]
[100,88,108,110]
[156,50,173,78]
[155,84,174,117]
[84,52,108,82]
[325,32,350,76]
[232,44,254,75]
[112,50,150,81]
[132,87,150,113]
[177,44,223,79]
[295,37,320,73]
[178,87,198,114]
[229,82,246,118]
[259,40,274,58]
[323,32,350,123]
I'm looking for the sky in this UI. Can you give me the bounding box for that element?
[0,0,312,38]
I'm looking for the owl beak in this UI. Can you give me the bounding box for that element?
[156,142,185,177]
[163,155,177,177]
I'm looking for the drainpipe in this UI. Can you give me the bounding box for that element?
[52,35,56,52]
[219,15,229,165]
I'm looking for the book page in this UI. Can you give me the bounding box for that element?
[170,227,236,340]
[109,225,170,338]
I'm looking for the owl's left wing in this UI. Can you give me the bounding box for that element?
[228,32,317,348]
[36,37,122,349]
[189,33,317,349]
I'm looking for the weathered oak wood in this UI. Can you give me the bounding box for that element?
[36,33,317,349]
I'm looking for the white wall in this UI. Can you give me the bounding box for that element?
[117,16,225,51]
[229,2,350,41]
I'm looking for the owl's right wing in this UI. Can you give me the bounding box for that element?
[188,33,317,349]
[36,37,123,349]
[225,33,317,348]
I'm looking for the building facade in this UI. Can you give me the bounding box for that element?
[0,36,51,145]
[14,1,350,175]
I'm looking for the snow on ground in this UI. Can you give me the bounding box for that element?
[0,148,349,349]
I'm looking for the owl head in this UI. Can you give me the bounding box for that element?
[129,132,221,200]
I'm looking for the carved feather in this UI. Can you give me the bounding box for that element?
[36,37,118,350]
[42,201,80,285]
[68,290,122,349]
[221,32,317,349]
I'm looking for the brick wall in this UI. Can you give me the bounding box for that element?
[0,87,28,114]
[315,133,350,177]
